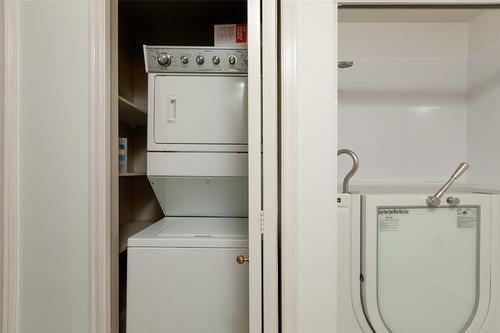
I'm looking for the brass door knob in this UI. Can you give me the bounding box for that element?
[236,255,249,264]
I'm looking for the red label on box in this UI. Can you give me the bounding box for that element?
[236,24,247,43]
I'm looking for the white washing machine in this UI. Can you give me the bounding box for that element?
[126,217,249,333]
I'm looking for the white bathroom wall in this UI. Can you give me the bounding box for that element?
[18,1,90,332]
[467,10,500,187]
[338,23,469,183]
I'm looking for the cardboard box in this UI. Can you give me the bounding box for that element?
[214,24,247,47]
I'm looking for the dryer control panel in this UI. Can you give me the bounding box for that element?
[144,46,248,74]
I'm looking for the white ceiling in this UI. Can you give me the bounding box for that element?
[338,9,487,23]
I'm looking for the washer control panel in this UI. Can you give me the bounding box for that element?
[144,45,248,73]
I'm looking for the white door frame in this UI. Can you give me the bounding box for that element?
[3,0,19,332]
[262,0,280,331]
[247,1,263,329]
[280,1,339,332]
[88,0,111,332]
[249,0,280,331]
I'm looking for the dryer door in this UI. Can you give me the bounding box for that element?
[361,194,492,333]
[153,74,248,146]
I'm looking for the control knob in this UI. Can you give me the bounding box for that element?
[157,52,171,67]
[196,55,205,65]
[212,56,220,65]
[228,55,237,65]
[180,55,189,64]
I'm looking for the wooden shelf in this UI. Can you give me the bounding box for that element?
[119,96,147,127]
[119,220,156,253]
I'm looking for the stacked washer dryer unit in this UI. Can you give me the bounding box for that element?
[126,46,249,333]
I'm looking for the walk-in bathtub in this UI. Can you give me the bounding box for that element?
[337,150,500,333]
[337,189,500,333]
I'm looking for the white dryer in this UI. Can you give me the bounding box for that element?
[142,45,249,220]
[144,45,248,153]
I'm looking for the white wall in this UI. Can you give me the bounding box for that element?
[18,1,90,332]
[467,10,500,187]
[338,23,469,183]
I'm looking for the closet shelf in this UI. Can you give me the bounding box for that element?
[119,220,155,253]
[119,172,147,177]
[119,96,147,127]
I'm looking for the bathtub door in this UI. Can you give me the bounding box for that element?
[361,194,492,333]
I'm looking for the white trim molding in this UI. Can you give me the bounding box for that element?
[262,0,280,331]
[3,0,19,332]
[88,0,111,332]
[247,0,263,331]
[281,0,338,332]
[280,0,298,331]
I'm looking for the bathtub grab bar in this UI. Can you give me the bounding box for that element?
[337,149,359,194]
[426,162,470,207]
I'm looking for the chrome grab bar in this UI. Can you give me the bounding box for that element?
[426,162,470,207]
[337,149,359,194]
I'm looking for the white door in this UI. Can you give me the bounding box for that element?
[248,0,279,332]
[153,75,248,146]
[362,193,492,333]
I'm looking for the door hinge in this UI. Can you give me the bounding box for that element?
[259,210,265,234]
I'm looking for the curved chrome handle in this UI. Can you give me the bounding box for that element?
[337,149,359,194]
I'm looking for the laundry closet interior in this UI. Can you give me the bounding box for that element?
[336,4,500,333]
[111,1,251,332]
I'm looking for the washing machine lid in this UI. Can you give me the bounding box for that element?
[128,217,248,248]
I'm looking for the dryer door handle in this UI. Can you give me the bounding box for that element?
[166,96,177,123]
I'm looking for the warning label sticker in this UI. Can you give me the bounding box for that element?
[457,208,477,229]
[378,216,400,232]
